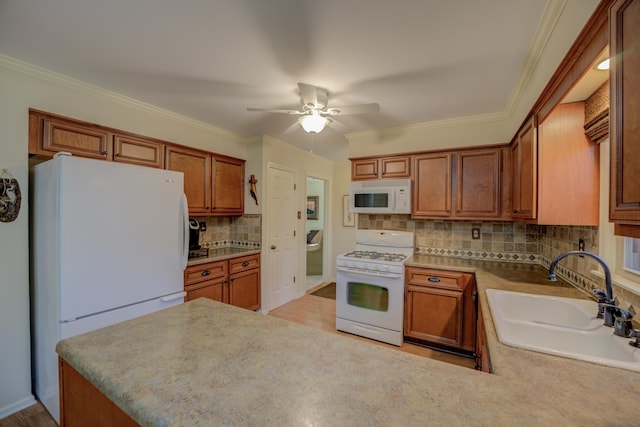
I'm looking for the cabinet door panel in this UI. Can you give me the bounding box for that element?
[380,156,411,178]
[113,135,164,168]
[456,149,500,217]
[413,153,451,217]
[229,269,260,311]
[511,116,537,219]
[610,0,640,227]
[185,278,226,303]
[166,146,211,215]
[405,285,463,348]
[212,156,244,215]
[43,118,110,159]
[352,159,378,180]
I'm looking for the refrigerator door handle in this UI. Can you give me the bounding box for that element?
[161,291,187,303]
[180,193,189,270]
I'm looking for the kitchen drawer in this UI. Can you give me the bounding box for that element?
[185,277,226,303]
[229,254,260,274]
[405,268,471,292]
[184,260,227,286]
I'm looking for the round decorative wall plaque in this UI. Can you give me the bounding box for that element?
[0,169,21,223]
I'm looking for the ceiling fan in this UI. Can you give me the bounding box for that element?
[247,83,380,134]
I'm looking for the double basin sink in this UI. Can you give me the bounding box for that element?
[486,289,640,372]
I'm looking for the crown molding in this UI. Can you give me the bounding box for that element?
[0,53,242,141]
[503,0,568,117]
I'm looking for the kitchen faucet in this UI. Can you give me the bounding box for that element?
[547,251,617,328]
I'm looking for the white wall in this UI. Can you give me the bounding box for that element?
[0,54,256,417]
[331,162,357,281]
[260,136,338,297]
[346,0,600,158]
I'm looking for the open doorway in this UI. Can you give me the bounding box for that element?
[306,176,326,290]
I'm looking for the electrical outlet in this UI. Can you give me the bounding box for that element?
[472,228,480,240]
[199,221,207,232]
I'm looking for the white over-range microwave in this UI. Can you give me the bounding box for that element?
[349,179,412,214]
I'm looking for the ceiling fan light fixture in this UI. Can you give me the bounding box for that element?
[596,58,610,70]
[298,112,329,133]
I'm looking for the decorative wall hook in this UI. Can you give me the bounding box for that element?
[249,174,258,206]
[0,168,21,223]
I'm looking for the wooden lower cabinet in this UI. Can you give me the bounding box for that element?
[59,358,137,426]
[184,254,260,310]
[475,307,491,372]
[404,267,476,353]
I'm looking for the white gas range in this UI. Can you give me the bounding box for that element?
[336,229,415,346]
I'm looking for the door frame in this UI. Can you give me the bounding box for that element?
[264,162,297,312]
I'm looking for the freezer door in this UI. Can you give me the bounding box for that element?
[53,156,186,321]
[36,293,184,424]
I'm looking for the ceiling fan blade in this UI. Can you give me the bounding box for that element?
[298,82,318,107]
[247,107,305,115]
[325,103,380,115]
[326,118,349,133]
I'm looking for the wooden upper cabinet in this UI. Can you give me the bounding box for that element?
[413,147,505,220]
[351,156,411,180]
[211,155,245,215]
[413,153,452,217]
[31,109,161,167]
[511,116,537,220]
[113,134,164,168]
[455,149,501,218]
[30,112,112,160]
[165,146,211,216]
[610,0,640,236]
[537,102,599,225]
[511,105,599,226]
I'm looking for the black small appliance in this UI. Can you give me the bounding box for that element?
[189,219,200,250]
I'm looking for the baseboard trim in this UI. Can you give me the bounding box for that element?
[0,395,37,419]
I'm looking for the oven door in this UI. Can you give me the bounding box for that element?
[336,268,404,334]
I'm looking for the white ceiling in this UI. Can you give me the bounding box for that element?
[0,0,599,161]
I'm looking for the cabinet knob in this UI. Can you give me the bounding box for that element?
[428,277,441,283]
[201,270,211,277]
[115,152,121,157]
[456,210,461,213]
[242,261,250,267]
[513,209,519,214]
[271,245,276,250]
[100,150,108,155]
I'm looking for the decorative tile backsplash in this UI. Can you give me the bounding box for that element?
[359,214,640,314]
[194,214,261,249]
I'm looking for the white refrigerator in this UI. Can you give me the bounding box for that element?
[32,154,189,423]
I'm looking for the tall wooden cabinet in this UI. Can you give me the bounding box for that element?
[610,0,640,237]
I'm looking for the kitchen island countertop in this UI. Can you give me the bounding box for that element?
[57,257,640,426]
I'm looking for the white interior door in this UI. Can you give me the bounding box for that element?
[267,164,296,310]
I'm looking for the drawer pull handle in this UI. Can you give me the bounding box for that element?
[242,261,250,267]
[201,270,211,277]
[428,277,441,283]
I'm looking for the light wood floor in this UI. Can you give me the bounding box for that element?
[2,293,474,425]
[269,292,477,369]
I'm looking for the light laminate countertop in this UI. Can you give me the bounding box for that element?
[186,247,261,266]
[57,257,640,426]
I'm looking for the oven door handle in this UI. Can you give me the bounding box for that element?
[337,266,402,279]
